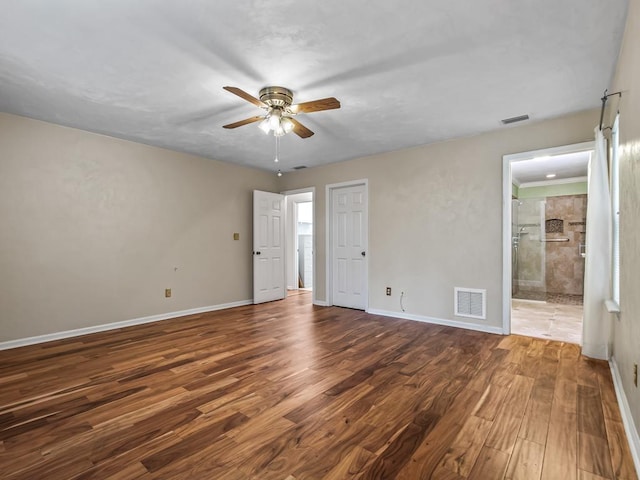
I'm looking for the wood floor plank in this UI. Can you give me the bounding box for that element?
[603,416,637,480]
[577,470,611,480]
[540,410,577,480]
[84,461,151,480]
[598,367,623,423]
[468,445,511,480]
[519,397,552,445]
[439,414,493,477]
[0,292,635,479]
[485,375,534,454]
[577,384,608,439]
[553,376,578,415]
[505,437,545,480]
[393,387,481,479]
[322,446,374,479]
[472,383,510,421]
[141,411,248,472]
[578,432,615,479]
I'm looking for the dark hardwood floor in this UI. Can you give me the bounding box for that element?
[0,292,636,479]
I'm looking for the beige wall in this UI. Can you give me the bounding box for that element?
[0,113,278,342]
[280,109,597,330]
[610,0,640,442]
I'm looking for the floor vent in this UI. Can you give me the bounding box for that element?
[454,287,487,320]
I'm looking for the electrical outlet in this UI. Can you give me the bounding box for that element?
[233,233,240,240]
[634,364,638,387]
[386,287,391,296]
[165,288,171,298]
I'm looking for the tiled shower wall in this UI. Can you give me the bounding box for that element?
[544,194,587,296]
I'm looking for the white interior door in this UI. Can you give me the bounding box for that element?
[331,184,368,309]
[253,190,285,304]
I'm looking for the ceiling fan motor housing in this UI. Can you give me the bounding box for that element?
[259,86,293,108]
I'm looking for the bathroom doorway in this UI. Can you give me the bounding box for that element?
[295,201,313,291]
[503,142,593,344]
[284,189,315,298]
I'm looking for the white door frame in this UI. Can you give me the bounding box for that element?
[502,141,594,334]
[326,179,369,308]
[282,187,316,305]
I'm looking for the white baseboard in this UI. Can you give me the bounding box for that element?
[313,300,329,307]
[0,299,253,351]
[610,357,640,476]
[366,308,504,335]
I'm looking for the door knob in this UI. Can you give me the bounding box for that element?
[255,251,261,255]
[361,251,366,257]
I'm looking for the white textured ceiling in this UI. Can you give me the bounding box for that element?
[512,151,590,185]
[0,1,628,173]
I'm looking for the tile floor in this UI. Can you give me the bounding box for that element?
[511,299,583,344]
[513,290,584,305]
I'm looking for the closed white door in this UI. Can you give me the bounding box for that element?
[253,190,285,304]
[331,184,368,309]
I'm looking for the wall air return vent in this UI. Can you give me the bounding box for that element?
[501,114,530,125]
[454,287,487,320]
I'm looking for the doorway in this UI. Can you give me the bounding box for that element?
[295,202,313,291]
[283,188,315,302]
[503,143,593,344]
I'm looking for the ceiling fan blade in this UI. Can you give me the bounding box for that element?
[291,97,340,114]
[289,118,315,138]
[223,116,264,129]
[223,86,267,109]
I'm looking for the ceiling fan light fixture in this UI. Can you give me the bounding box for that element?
[269,109,282,130]
[281,117,294,134]
[223,86,339,139]
[258,117,271,134]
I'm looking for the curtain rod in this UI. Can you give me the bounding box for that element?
[599,89,622,131]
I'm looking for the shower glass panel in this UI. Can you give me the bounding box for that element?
[512,198,546,301]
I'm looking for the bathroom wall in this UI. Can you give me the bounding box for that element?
[518,181,587,199]
[544,194,587,296]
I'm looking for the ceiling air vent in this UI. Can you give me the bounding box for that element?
[454,287,486,320]
[293,166,307,170]
[501,114,530,125]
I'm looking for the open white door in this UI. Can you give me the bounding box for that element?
[331,183,368,309]
[253,190,286,304]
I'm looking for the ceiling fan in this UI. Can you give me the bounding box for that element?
[222,86,340,138]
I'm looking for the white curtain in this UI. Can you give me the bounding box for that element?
[582,127,612,359]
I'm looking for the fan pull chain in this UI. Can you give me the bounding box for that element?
[274,133,282,176]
